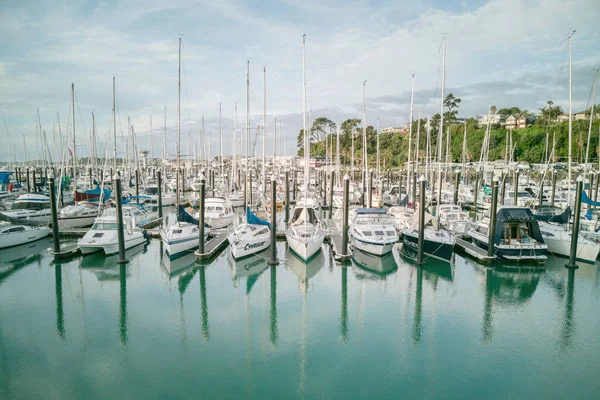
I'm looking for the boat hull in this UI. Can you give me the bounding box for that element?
[286,233,323,262]
[103,234,147,255]
[0,227,49,249]
[56,215,97,229]
[402,231,454,262]
[351,236,396,256]
[542,236,599,263]
[228,234,270,259]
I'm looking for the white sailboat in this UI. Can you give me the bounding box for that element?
[285,35,326,262]
[160,37,204,258]
[228,61,272,260]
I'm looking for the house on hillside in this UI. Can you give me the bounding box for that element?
[381,127,402,134]
[505,115,517,129]
[517,115,537,129]
[477,114,505,127]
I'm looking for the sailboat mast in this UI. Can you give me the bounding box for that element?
[163,106,167,160]
[336,118,340,185]
[437,34,446,207]
[407,74,414,203]
[150,114,153,161]
[112,77,117,169]
[567,31,575,205]
[362,80,367,194]
[176,37,181,206]
[584,70,597,175]
[91,111,96,173]
[303,34,309,200]
[233,102,237,190]
[246,60,250,206]
[72,83,76,198]
[263,66,267,190]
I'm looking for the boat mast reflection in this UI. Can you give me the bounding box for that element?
[340,266,348,343]
[560,268,576,351]
[55,264,65,340]
[199,266,210,341]
[119,264,127,344]
[482,268,493,343]
[412,266,423,345]
[270,265,278,346]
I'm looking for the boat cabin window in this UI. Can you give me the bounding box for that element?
[362,231,372,236]
[5,226,26,233]
[92,222,118,230]
[476,225,488,235]
[502,223,531,244]
[375,230,384,236]
[387,231,396,236]
[145,187,158,195]
[389,187,399,195]
[254,228,268,236]
[11,201,49,210]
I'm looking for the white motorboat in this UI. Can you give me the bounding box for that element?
[349,208,399,256]
[539,221,599,263]
[228,208,271,259]
[438,204,471,236]
[466,207,548,262]
[285,206,325,262]
[78,214,147,255]
[203,197,236,229]
[0,193,51,223]
[387,206,415,232]
[55,202,101,229]
[0,223,49,249]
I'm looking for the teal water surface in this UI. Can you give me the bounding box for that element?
[1,239,599,399]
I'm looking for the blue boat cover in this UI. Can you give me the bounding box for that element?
[176,204,210,228]
[581,190,600,207]
[356,208,386,215]
[247,207,270,228]
[0,172,12,184]
[84,185,112,200]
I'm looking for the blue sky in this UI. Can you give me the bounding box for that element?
[0,0,599,161]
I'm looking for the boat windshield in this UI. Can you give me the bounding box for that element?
[355,215,392,225]
[92,222,118,230]
[11,201,49,210]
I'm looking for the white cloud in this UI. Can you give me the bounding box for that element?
[0,0,598,161]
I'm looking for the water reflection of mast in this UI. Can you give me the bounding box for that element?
[55,265,65,339]
[340,267,348,343]
[560,268,576,350]
[119,265,127,344]
[482,268,493,343]
[199,266,210,341]
[412,266,423,345]
[298,294,307,398]
[269,265,278,346]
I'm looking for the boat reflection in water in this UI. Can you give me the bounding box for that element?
[458,254,544,342]
[286,249,325,293]
[227,249,270,295]
[80,243,146,280]
[161,250,197,278]
[0,237,50,283]
[351,248,398,280]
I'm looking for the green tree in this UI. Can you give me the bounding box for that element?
[443,93,461,123]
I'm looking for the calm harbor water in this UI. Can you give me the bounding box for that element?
[1,238,600,399]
